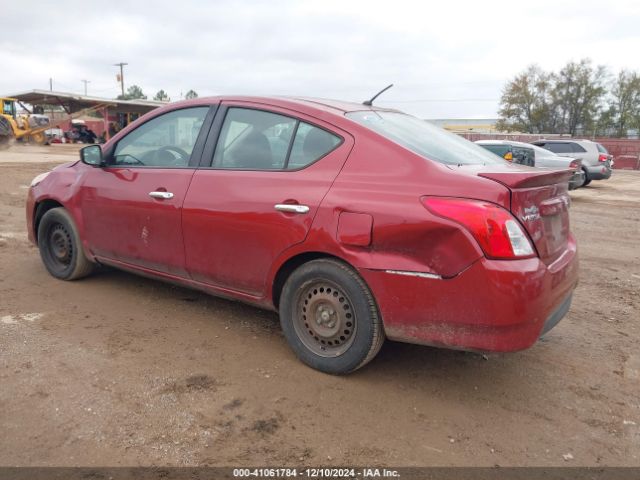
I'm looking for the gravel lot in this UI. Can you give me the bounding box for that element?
[1,144,639,467]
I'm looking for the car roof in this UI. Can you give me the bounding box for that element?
[533,138,594,144]
[475,139,533,148]
[168,95,400,116]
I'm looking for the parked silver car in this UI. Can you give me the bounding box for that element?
[475,140,585,190]
[473,139,535,166]
[531,139,613,187]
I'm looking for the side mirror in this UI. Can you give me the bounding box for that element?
[80,145,103,166]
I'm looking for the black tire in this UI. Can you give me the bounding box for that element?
[37,207,95,280]
[279,259,385,374]
[0,117,15,150]
[581,168,591,187]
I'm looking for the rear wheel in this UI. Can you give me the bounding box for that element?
[581,168,591,187]
[37,208,95,280]
[0,117,15,150]
[279,259,385,374]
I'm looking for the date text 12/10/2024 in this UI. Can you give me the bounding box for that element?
[233,468,400,478]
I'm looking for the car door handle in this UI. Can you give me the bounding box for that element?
[149,191,174,199]
[274,204,310,214]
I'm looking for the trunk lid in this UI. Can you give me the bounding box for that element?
[477,167,573,265]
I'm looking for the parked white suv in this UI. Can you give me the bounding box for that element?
[531,139,613,186]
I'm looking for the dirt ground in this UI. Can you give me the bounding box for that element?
[0,144,639,467]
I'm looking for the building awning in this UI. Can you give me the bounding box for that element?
[4,89,166,115]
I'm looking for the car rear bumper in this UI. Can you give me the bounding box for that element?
[585,164,612,180]
[360,237,579,352]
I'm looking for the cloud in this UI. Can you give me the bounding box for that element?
[1,0,639,118]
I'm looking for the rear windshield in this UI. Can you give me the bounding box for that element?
[346,111,506,166]
[596,143,608,154]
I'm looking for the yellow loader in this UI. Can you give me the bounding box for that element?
[0,97,50,149]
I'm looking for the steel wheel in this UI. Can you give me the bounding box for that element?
[279,258,385,374]
[37,207,95,280]
[294,280,357,357]
[47,223,74,271]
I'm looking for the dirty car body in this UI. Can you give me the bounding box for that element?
[26,96,579,374]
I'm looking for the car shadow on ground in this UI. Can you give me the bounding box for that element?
[82,266,536,390]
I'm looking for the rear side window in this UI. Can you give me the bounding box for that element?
[288,122,341,169]
[570,142,587,153]
[214,108,296,169]
[596,143,608,154]
[545,143,573,154]
[478,144,511,158]
[213,107,341,170]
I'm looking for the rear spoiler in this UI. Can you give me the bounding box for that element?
[478,170,574,189]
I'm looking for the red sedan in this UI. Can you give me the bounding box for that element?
[26,96,578,374]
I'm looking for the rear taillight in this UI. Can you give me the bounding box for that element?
[422,197,536,260]
[569,159,579,169]
[598,154,608,162]
[504,152,513,162]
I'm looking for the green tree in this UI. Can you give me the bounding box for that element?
[153,89,170,102]
[185,90,198,99]
[606,70,640,137]
[497,65,554,133]
[551,59,607,135]
[117,85,147,100]
[497,59,610,135]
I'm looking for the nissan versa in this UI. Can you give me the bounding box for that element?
[26,96,579,374]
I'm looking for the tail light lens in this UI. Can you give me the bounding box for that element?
[503,152,513,162]
[422,197,536,259]
[598,154,608,162]
[569,159,579,169]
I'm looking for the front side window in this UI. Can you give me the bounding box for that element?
[213,107,342,170]
[113,107,208,167]
[347,111,505,166]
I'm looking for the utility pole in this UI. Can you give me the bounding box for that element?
[113,62,128,97]
[81,79,90,96]
[49,78,53,91]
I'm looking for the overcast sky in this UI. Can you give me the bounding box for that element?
[2,0,639,118]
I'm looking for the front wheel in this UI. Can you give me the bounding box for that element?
[279,259,385,374]
[37,207,95,280]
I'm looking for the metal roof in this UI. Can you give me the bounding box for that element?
[3,89,166,114]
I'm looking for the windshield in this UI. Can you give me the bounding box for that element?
[346,111,506,166]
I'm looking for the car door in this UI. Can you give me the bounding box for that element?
[182,103,353,296]
[78,105,215,276]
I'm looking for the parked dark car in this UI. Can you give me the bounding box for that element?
[26,96,579,374]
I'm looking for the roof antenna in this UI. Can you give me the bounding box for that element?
[363,84,394,106]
